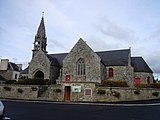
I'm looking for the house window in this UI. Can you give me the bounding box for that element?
[135,78,140,85]
[108,68,113,78]
[147,76,150,84]
[15,74,17,79]
[77,58,85,75]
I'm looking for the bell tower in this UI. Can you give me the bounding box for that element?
[32,12,47,57]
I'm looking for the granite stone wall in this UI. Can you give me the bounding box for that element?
[106,66,134,86]
[29,51,50,80]
[62,39,101,83]
[1,84,160,102]
[134,72,153,84]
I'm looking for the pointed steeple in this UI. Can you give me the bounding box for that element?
[33,12,47,54]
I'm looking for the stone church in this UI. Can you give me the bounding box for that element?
[21,16,153,87]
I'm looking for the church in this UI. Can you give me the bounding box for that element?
[21,16,153,87]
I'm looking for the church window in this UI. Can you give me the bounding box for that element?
[108,68,113,78]
[77,58,85,75]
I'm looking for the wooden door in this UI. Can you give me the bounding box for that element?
[135,78,140,85]
[65,86,71,101]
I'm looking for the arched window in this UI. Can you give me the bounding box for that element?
[109,68,113,78]
[147,76,150,84]
[77,58,85,75]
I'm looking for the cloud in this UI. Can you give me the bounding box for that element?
[48,39,68,52]
[142,50,160,74]
[94,18,139,43]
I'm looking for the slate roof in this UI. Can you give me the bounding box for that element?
[47,55,60,66]
[49,53,67,66]
[131,57,153,73]
[21,49,153,74]
[9,62,20,71]
[21,66,29,74]
[0,75,5,81]
[96,49,130,66]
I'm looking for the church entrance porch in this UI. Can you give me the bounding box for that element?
[34,71,44,79]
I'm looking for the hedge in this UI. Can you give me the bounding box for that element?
[101,80,129,87]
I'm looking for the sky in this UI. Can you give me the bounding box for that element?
[0,0,160,79]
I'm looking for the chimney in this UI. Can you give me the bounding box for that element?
[16,64,22,71]
[0,59,9,70]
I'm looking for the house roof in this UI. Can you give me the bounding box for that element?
[0,75,5,81]
[131,57,153,73]
[9,62,20,71]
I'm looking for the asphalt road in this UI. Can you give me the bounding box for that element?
[2,100,160,120]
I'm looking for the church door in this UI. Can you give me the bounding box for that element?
[65,86,71,102]
[34,71,44,79]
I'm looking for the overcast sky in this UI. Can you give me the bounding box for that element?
[0,0,160,79]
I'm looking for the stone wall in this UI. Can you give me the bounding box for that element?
[62,39,101,83]
[0,85,38,100]
[106,66,134,86]
[28,51,50,79]
[134,72,153,84]
[93,87,160,102]
[0,84,160,103]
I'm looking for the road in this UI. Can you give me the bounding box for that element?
[2,100,160,120]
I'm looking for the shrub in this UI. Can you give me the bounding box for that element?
[31,87,38,91]
[101,80,129,87]
[54,88,62,92]
[152,91,159,97]
[112,91,120,98]
[135,83,160,89]
[16,79,46,85]
[134,89,140,95]
[3,86,11,91]
[97,89,106,94]
[17,88,23,93]
[5,80,17,84]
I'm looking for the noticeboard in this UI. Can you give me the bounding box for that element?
[72,86,81,92]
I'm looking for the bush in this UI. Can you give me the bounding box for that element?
[97,89,106,94]
[16,79,46,85]
[101,80,129,87]
[112,91,120,98]
[54,88,62,92]
[135,83,160,89]
[152,91,159,97]
[3,86,11,91]
[5,80,16,84]
[17,88,23,93]
[134,89,140,95]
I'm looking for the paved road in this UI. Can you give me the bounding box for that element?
[2,100,160,120]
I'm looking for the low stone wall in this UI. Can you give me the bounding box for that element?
[0,85,38,100]
[93,87,160,102]
[0,84,160,102]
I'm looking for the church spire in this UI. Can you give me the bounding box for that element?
[33,12,47,54]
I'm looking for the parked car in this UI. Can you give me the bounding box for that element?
[0,100,5,119]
